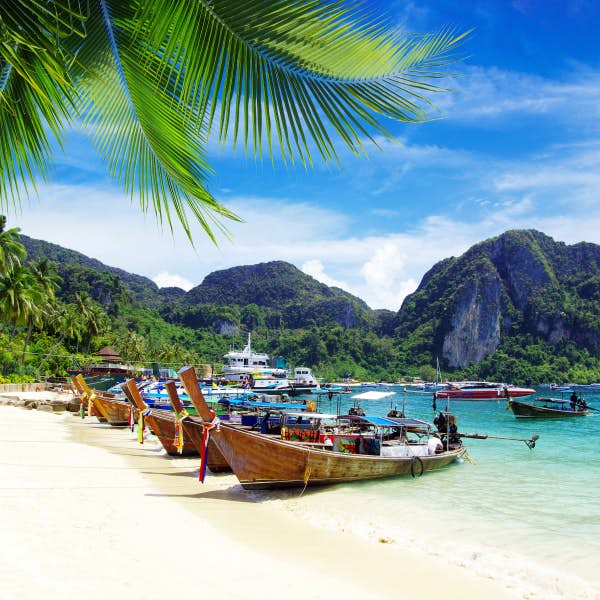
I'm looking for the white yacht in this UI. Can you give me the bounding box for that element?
[221,333,286,382]
[285,367,319,395]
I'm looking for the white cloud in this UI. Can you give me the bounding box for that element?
[152,272,194,291]
[301,259,349,289]
[443,65,600,125]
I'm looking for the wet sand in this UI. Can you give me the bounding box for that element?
[0,405,515,599]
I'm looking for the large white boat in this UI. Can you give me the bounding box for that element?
[222,333,287,382]
[289,367,320,395]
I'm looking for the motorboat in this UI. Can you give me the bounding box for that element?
[435,381,535,400]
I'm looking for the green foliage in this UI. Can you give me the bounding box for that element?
[3,226,600,385]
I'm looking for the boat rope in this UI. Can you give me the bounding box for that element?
[300,448,312,496]
[199,411,220,483]
[462,449,477,465]
[137,408,151,444]
[173,409,189,454]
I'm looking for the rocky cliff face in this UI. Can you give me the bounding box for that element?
[397,230,600,368]
[441,262,502,368]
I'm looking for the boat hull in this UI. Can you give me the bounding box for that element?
[179,418,232,473]
[92,395,131,426]
[146,409,198,457]
[209,424,464,489]
[437,388,534,400]
[510,400,589,418]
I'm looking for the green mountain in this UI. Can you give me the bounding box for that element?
[176,261,376,331]
[8,228,600,384]
[20,235,168,309]
[396,229,600,381]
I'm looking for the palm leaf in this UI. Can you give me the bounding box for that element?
[1,0,470,240]
[135,0,470,164]
[74,1,239,242]
[0,0,82,206]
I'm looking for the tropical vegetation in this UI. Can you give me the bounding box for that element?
[3,222,600,385]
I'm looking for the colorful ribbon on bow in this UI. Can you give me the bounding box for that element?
[79,391,87,419]
[173,409,189,454]
[138,408,151,444]
[88,392,96,417]
[199,411,220,483]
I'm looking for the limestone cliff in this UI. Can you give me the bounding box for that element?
[397,230,600,368]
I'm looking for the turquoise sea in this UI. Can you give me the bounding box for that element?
[257,386,600,599]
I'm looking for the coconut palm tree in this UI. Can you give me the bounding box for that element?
[1,2,469,240]
[0,216,26,273]
[0,265,38,337]
[30,258,62,299]
[0,264,43,373]
[37,303,85,374]
[75,292,107,352]
[20,259,62,365]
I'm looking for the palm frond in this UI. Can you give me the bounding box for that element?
[0,0,82,206]
[75,1,239,242]
[136,0,471,165]
[1,0,470,241]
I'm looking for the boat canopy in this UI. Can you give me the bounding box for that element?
[351,391,395,400]
[344,414,430,428]
[343,414,400,426]
[281,411,338,420]
[221,399,302,410]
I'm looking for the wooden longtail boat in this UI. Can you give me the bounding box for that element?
[509,398,590,418]
[122,379,198,457]
[77,375,130,426]
[178,366,465,490]
[163,380,230,472]
[71,375,109,423]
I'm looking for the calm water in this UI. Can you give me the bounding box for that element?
[259,387,600,599]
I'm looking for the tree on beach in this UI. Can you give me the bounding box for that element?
[0,1,469,241]
[0,216,26,273]
[20,259,63,366]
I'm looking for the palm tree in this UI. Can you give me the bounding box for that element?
[0,265,38,338]
[20,259,62,366]
[0,216,26,273]
[37,303,85,374]
[31,258,62,299]
[75,292,107,353]
[1,2,469,240]
[0,264,43,373]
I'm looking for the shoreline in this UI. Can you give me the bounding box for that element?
[1,403,516,599]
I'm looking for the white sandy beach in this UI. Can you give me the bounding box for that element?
[0,403,516,599]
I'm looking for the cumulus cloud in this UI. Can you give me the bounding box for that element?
[444,65,600,125]
[301,259,349,289]
[152,272,194,291]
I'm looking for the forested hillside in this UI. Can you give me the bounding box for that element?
[2,222,599,384]
[396,230,600,382]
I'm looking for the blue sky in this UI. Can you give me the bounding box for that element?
[8,1,600,310]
